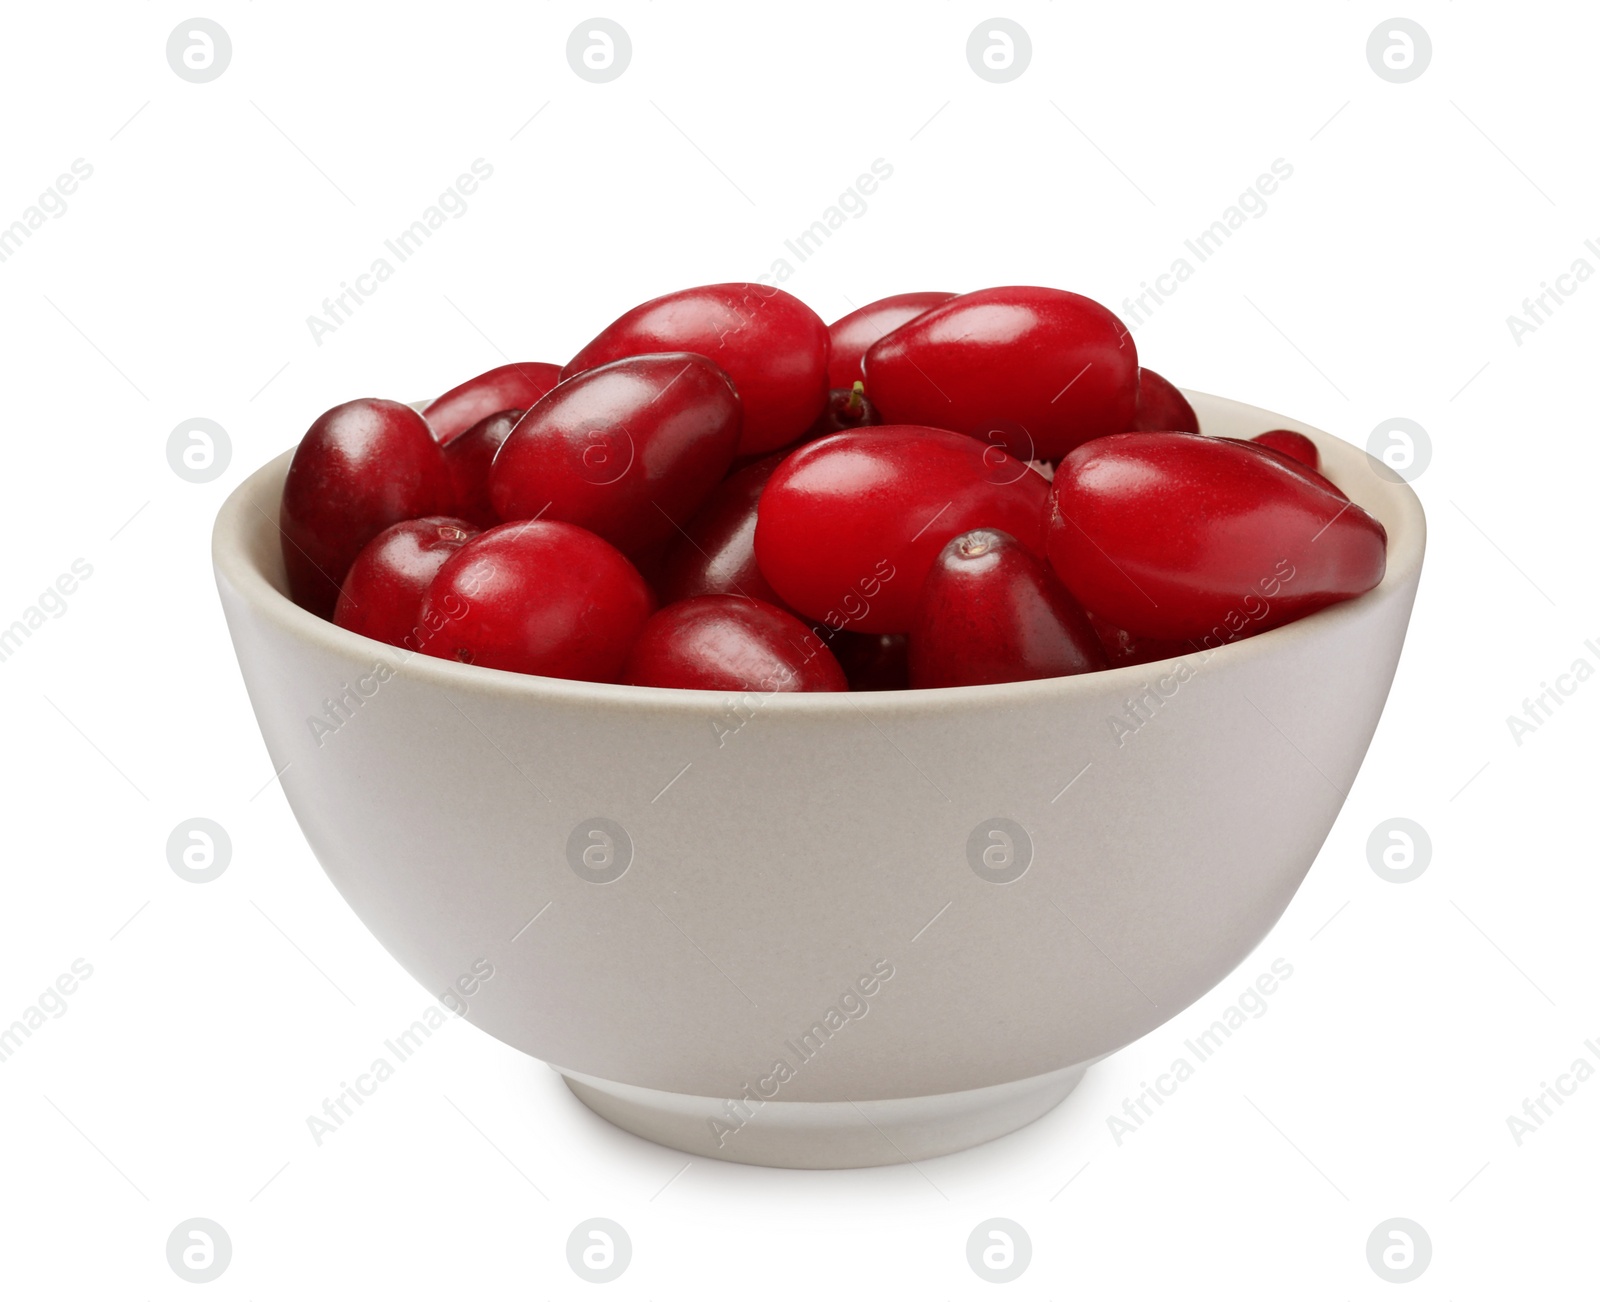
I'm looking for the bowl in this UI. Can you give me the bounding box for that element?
[213,391,1425,1168]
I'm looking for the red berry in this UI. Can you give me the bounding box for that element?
[334,517,479,650]
[490,353,740,555]
[1131,368,1200,434]
[1250,428,1320,472]
[826,291,954,387]
[422,362,561,444]
[441,409,521,528]
[754,424,1051,633]
[828,630,910,691]
[807,382,880,436]
[624,595,847,692]
[1087,612,1196,667]
[910,529,1105,688]
[417,521,652,681]
[657,455,789,608]
[279,398,456,617]
[862,286,1138,460]
[563,283,829,456]
[1046,432,1386,643]
[1239,435,1345,499]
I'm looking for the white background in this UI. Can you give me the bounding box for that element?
[1,2,1595,1296]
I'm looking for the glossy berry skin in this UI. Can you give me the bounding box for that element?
[334,517,479,650]
[441,409,521,528]
[1087,612,1196,667]
[1046,432,1387,642]
[490,353,740,555]
[755,424,1051,634]
[1131,368,1200,434]
[826,291,954,387]
[657,455,788,608]
[422,362,561,444]
[417,521,652,681]
[624,595,847,692]
[910,530,1105,688]
[1250,429,1319,472]
[1240,436,1345,499]
[863,287,1138,460]
[280,398,456,618]
[563,284,828,456]
[828,630,909,691]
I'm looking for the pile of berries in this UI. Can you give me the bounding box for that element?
[278,283,1386,692]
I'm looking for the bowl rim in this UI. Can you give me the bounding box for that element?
[213,389,1426,717]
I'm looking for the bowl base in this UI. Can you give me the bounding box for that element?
[557,1062,1092,1168]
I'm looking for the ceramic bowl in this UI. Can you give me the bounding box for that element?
[213,391,1425,1168]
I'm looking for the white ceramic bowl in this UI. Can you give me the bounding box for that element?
[213,392,1425,1168]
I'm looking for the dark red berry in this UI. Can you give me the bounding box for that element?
[828,630,910,691]
[563,283,829,456]
[1250,429,1320,472]
[1239,435,1345,498]
[422,362,561,444]
[624,595,847,692]
[1131,368,1200,434]
[807,382,879,436]
[657,455,789,608]
[826,291,954,387]
[910,529,1105,687]
[441,409,521,528]
[1046,432,1386,642]
[417,521,652,681]
[1087,612,1197,667]
[490,353,739,555]
[755,424,1051,633]
[334,517,479,650]
[280,398,456,617]
[863,287,1138,459]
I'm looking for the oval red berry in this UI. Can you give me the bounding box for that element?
[563,283,828,456]
[441,409,521,528]
[490,352,740,555]
[417,521,652,681]
[754,424,1051,633]
[1045,432,1386,643]
[1250,428,1320,472]
[910,529,1105,688]
[422,362,561,445]
[826,291,954,388]
[863,286,1138,460]
[334,517,479,650]
[1131,368,1200,434]
[624,595,847,692]
[280,398,456,617]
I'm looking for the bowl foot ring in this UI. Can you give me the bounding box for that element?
[557,1061,1091,1169]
